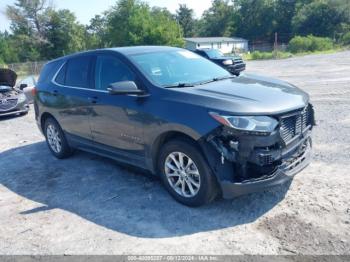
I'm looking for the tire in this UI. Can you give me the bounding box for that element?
[158,139,218,207]
[44,117,72,159]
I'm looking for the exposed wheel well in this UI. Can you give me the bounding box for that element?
[152,131,203,173]
[40,112,57,132]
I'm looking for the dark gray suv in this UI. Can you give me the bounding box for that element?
[34,46,315,206]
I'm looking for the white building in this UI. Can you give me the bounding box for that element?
[184,37,249,54]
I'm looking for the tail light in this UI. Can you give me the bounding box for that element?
[31,87,37,97]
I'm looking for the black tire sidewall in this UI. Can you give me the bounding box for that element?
[158,139,217,207]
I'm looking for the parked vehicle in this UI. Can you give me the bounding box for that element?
[193,48,246,75]
[34,46,315,206]
[16,75,37,103]
[0,69,29,117]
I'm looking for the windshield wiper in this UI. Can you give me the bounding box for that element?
[198,75,236,85]
[163,82,195,88]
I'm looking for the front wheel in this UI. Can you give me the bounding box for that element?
[158,139,218,207]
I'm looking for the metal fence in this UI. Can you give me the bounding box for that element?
[0,61,47,77]
[249,42,289,52]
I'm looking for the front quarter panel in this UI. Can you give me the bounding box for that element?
[141,90,220,172]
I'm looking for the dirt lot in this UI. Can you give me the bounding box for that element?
[0,51,350,255]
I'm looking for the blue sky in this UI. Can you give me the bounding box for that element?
[0,0,212,32]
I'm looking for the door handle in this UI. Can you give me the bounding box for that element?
[52,90,58,96]
[88,96,98,104]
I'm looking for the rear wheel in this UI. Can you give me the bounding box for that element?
[158,139,218,207]
[44,118,72,159]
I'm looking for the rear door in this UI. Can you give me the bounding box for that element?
[52,55,96,142]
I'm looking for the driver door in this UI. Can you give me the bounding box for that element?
[89,54,147,163]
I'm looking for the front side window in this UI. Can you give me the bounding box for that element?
[130,50,231,87]
[95,56,135,91]
[65,56,92,88]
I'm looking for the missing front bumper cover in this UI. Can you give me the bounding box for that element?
[220,138,312,198]
[203,124,312,196]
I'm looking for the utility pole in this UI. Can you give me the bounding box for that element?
[274,32,278,59]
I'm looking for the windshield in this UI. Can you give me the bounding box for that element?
[130,50,231,87]
[204,49,224,59]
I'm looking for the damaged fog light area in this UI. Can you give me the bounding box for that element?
[205,126,287,183]
[205,103,315,185]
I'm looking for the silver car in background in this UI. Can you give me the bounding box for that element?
[16,75,37,104]
[0,69,29,117]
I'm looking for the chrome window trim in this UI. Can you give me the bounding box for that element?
[51,60,109,94]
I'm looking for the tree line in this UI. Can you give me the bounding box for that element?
[0,0,349,64]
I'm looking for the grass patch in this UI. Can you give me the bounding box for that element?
[243,47,347,61]
[243,51,292,60]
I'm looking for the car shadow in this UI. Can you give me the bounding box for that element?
[0,142,291,238]
[0,113,27,121]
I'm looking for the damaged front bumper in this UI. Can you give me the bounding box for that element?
[0,102,29,117]
[220,134,312,198]
[201,113,314,199]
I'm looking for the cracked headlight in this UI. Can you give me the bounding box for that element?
[209,112,278,134]
[17,93,27,103]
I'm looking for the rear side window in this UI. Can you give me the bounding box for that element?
[65,56,92,88]
[55,63,66,85]
[38,61,63,84]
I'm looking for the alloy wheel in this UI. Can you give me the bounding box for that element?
[46,124,62,153]
[164,152,201,198]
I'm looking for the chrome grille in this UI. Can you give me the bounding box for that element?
[280,105,312,144]
[0,98,17,111]
[233,58,243,64]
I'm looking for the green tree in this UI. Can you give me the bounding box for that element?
[292,0,349,37]
[105,0,183,47]
[198,0,235,37]
[6,0,52,61]
[86,14,108,49]
[235,0,276,41]
[6,0,51,43]
[45,9,87,58]
[274,0,298,42]
[0,32,19,63]
[175,4,195,37]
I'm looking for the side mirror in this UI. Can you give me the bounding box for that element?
[107,81,144,95]
[19,83,28,90]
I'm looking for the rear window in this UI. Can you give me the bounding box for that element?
[65,56,92,88]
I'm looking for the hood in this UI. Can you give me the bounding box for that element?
[0,69,17,88]
[211,57,231,62]
[168,73,309,115]
[225,55,242,60]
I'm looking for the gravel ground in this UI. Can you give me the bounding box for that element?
[0,51,349,255]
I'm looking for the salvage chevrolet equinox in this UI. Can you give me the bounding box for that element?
[34,46,315,206]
